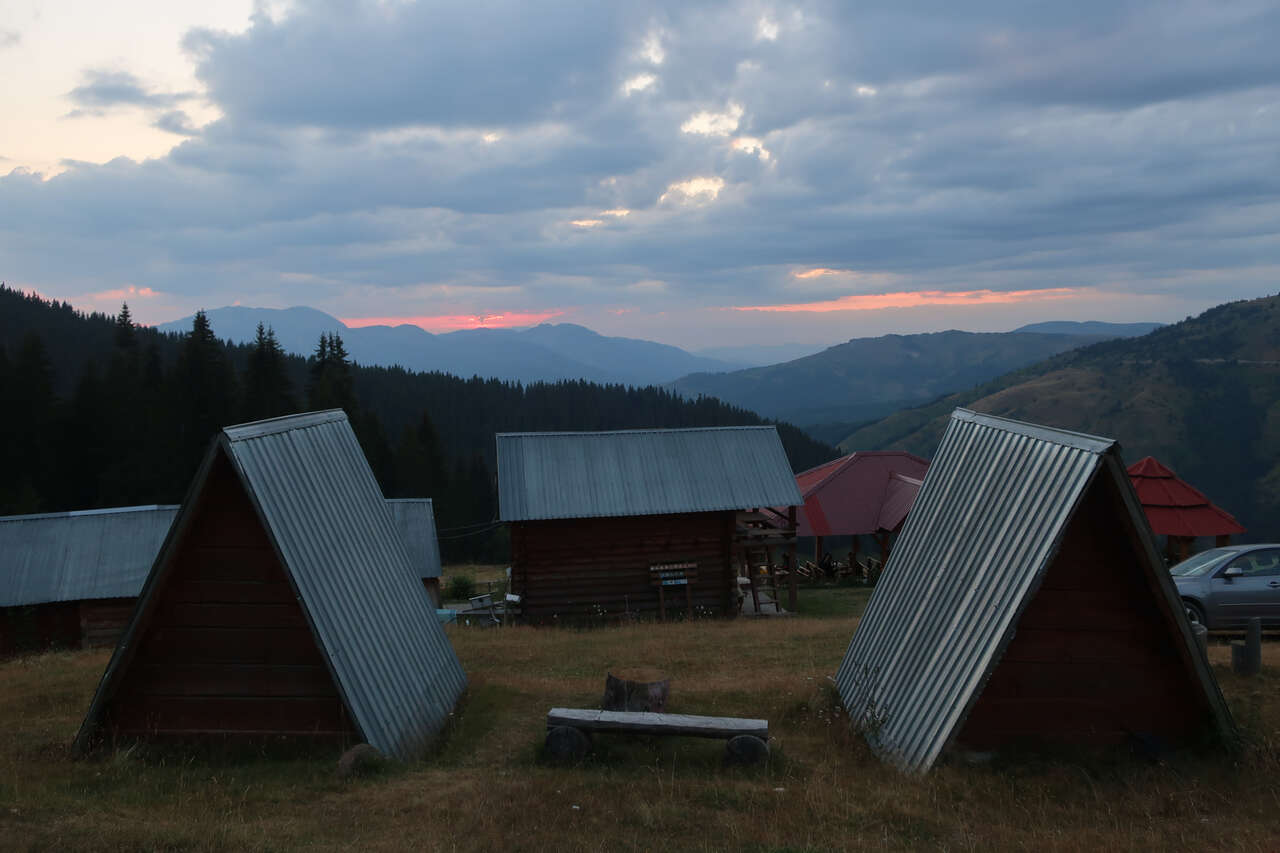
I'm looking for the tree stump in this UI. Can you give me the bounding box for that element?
[601,670,669,712]
[724,735,770,765]
[544,725,591,763]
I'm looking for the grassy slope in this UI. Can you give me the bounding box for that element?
[840,294,1280,539]
[2,599,1277,851]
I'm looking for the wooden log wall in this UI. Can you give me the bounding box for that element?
[957,472,1212,749]
[79,598,137,649]
[103,452,357,743]
[0,601,80,658]
[511,511,736,623]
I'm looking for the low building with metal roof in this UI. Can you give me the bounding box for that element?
[498,426,804,622]
[791,450,929,568]
[1128,456,1245,563]
[75,410,466,761]
[0,505,178,654]
[2,497,445,654]
[386,498,445,606]
[836,408,1234,773]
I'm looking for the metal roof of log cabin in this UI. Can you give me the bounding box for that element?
[1,498,443,607]
[835,408,1233,773]
[1127,456,1245,539]
[792,451,929,537]
[0,505,178,607]
[385,499,443,579]
[76,410,466,762]
[497,426,804,522]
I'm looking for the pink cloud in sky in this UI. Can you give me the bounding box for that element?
[733,287,1082,313]
[342,309,565,332]
[87,285,159,301]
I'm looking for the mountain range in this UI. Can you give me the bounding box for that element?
[669,324,1156,428]
[157,306,743,387]
[841,294,1280,540]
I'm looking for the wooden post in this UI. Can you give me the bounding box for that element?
[657,584,666,621]
[1232,617,1262,676]
[1216,534,1231,547]
[788,506,798,612]
[815,535,824,564]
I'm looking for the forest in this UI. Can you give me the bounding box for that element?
[0,286,839,560]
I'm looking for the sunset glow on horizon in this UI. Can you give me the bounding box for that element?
[341,309,565,332]
[733,287,1083,313]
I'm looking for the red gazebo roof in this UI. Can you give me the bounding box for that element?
[1126,456,1245,539]
[792,451,929,537]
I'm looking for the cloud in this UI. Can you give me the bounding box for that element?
[733,287,1084,313]
[681,102,743,136]
[622,73,657,96]
[66,70,194,113]
[153,110,200,136]
[0,29,19,49]
[3,0,1279,346]
[342,310,565,332]
[659,176,725,204]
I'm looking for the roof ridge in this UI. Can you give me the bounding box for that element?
[0,504,179,523]
[952,408,1115,454]
[223,409,347,441]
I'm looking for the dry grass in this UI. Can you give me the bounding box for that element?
[2,601,1279,852]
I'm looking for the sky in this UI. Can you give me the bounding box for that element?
[2,0,1279,350]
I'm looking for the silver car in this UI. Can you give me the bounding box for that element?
[1170,544,1280,629]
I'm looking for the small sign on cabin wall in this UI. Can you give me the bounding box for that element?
[648,561,698,619]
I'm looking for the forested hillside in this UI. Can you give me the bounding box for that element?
[670,329,1112,427]
[842,294,1280,540]
[0,286,838,560]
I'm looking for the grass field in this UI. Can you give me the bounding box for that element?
[1,588,1277,851]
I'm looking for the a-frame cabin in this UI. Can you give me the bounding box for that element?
[837,409,1234,773]
[75,411,466,762]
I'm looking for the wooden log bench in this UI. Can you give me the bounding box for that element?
[544,708,770,765]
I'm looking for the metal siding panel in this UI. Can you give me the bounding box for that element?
[496,426,804,521]
[224,412,465,762]
[0,506,179,607]
[836,410,1111,773]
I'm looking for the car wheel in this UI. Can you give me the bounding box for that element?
[1183,600,1206,628]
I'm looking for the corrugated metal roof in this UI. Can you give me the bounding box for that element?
[497,426,803,522]
[386,499,443,580]
[77,410,466,761]
[835,408,1232,773]
[0,505,178,607]
[1,497,441,607]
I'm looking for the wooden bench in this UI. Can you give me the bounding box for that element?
[544,708,770,764]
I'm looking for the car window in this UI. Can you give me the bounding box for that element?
[1170,548,1234,576]
[1226,548,1280,577]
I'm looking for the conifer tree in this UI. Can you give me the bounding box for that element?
[243,323,297,420]
[173,310,239,479]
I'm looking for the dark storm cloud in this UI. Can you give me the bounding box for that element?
[5,0,1280,332]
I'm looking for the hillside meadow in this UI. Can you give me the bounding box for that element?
[1,590,1277,851]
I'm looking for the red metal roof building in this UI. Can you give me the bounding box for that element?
[1127,456,1245,561]
[793,451,929,566]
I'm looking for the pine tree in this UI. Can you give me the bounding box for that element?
[172,310,239,479]
[243,323,297,420]
[307,332,357,413]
